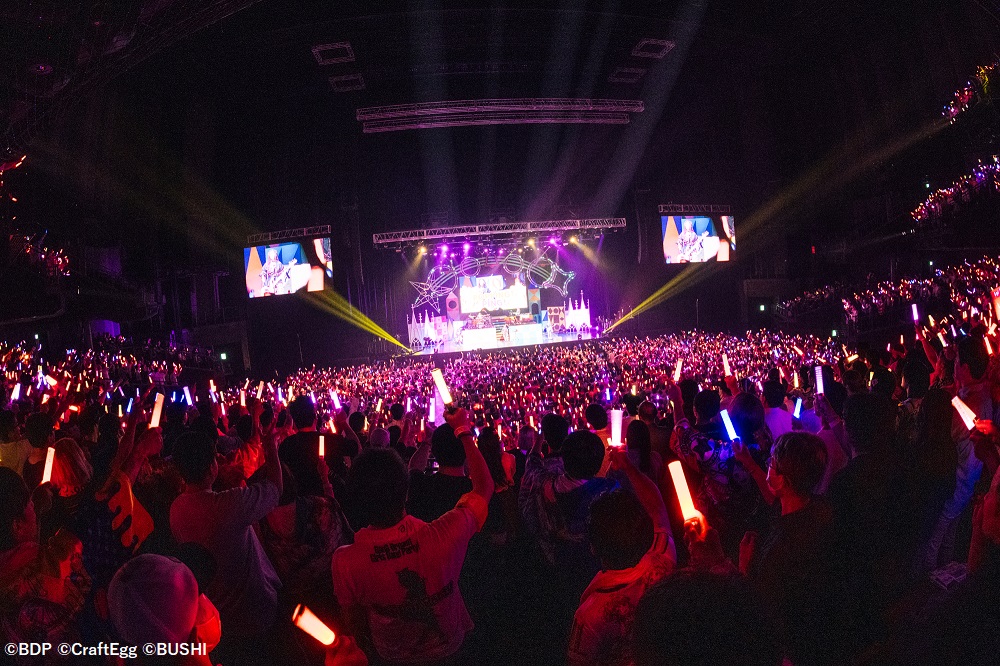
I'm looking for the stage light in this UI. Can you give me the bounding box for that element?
[498,248,505,255]
[463,242,471,252]
[549,237,558,246]
[419,246,427,254]
[441,244,448,253]
[527,238,536,247]
[570,236,578,243]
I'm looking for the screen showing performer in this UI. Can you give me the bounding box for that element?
[244,241,327,298]
[661,215,735,264]
[459,273,528,313]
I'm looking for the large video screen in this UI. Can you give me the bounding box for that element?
[661,215,735,264]
[459,274,528,313]
[244,238,331,298]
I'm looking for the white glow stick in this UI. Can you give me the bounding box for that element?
[127,398,133,414]
[42,446,55,484]
[240,390,246,407]
[209,379,216,392]
[45,375,57,387]
[952,396,977,431]
[610,409,623,446]
[257,381,264,400]
[846,354,859,363]
[668,461,700,522]
[793,371,800,389]
[291,604,336,646]
[318,435,325,458]
[722,353,731,377]
[406,397,412,412]
[10,383,19,402]
[938,332,949,348]
[814,366,825,394]
[928,315,935,327]
[331,390,341,410]
[377,398,383,413]
[720,409,738,441]
[183,386,193,406]
[673,358,683,382]
[911,304,919,322]
[150,393,165,428]
[987,338,994,356]
[793,397,802,419]
[428,398,436,423]
[431,368,453,404]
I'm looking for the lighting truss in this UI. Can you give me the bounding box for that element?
[373,218,626,247]
[363,112,630,133]
[658,204,732,214]
[357,98,644,120]
[247,225,332,245]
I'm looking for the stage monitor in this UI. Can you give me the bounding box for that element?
[459,274,528,313]
[661,215,735,264]
[245,238,331,298]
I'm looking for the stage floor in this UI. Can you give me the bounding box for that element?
[410,330,597,356]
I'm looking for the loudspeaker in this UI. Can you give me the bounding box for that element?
[445,291,461,321]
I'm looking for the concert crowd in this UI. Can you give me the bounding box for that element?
[2,285,1000,665]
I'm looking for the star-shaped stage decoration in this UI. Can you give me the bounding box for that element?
[540,261,575,296]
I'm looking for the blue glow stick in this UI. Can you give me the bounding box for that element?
[720,409,738,441]
[793,397,802,419]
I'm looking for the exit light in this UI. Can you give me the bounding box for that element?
[220,352,227,361]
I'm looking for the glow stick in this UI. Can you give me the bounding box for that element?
[42,446,55,484]
[240,390,246,408]
[318,435,325,458]
[668,461,700,522]
[793,345,804,356]
[846,354,859,363]
[722,353,731,377]
[210,391,217,403]
[631,384,637,396]
[183,386,193,406]
[497,423,502,439]
[720,409,738,441]
[605,387,611,402]
[529,414,535,429]
[45,375,57,387]
[150,393,165,428]
[814,366,825,394]
[951,396,977,431]
[210,379,216,392]
[330,390,340,410]
[257,381,264,400]
[911,304,919,322]
[428,398,436,423]
[127,398,133,414]
[10,383,19,401]
[406,397,412,412]
[291,605,336,646]
[377,398,383,413]
[431,368,453,404]
[793,372,800,389]
[938,332,948,348]
[793,397,802,419]
[951,325,958,338]
[277,387,284,404]
[310,391,317,404]
[928,315,935,327]
[987,338,994,356]
[118,405,123,418]
[420,417,425,432]
[610,409,623,447]
[673,359,683,382]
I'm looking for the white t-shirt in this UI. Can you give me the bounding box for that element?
[764,407,795,440]
[332,492,489,663]
[169,481,281,635]
[568,529,676,666]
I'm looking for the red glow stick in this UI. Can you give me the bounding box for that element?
[318,435,325,458]
[952,396,977,431]
[150,393,165,428]
[668,461,700,522]
[42,446,55,484]
[291,604,336,646]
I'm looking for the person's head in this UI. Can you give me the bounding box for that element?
[390,403,405,421]
[762,381,786,409]
[0,467,35,550]
[589,489,653,570]
[585,404,609,430]
[632,572,782,666]
[430,424,466,469]
[518,425,537,451]
[288,395,316,430]
[561,430,605,480]
[870,366,896,399]
[476,427,508,487]
[171,432,217,486]
[540,413,569,452]
[956,336,989,386]
[693,390,721,424]
[902,359,931,400]
[767,432,828,499]
[729,393,765,443]
[0,410,17,442]
[51,437,93,498]
[348,411,367,435]
[24,412,54,449]
[843,393,896,455]
[108,554,201,646]
[234,414,254,443]
[369,427,391,449]
[841,369,868,396]
[346,448,408,528]
[637,401,657,424]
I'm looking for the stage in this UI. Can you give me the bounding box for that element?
[409,329,597,356]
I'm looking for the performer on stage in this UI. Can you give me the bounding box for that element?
[259,249,295,295]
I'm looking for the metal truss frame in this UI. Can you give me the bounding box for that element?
[357,98,644,121]
[658,204,732,214]
[373,218,626,247]
[247,225,331,245]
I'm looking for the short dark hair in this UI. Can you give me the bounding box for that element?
[729,393,765,443]
[541,413,569,451]
[430,424,466,468]
[633,572,782,666]
[843,393,896,454]
[0,410,16,441]
[348,411,366,434]
[390,403,405,420]
[585,404,608,430]
[589,489,653,570]
[762,381,785,409]
[637,401,657,422]
[561,430,605,480]
[288,396,316,430]
[770,432,827,496]
[171,432,217,484]
[24,412,53,449]
[902,359,931,399]
[0,468,30,551]
[235,414,254,442]
[958,336,989,380]
[346,449,408,528]
[693,390,721,422]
